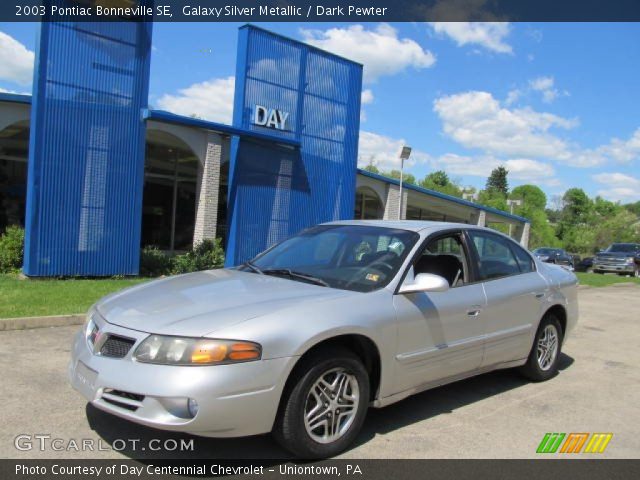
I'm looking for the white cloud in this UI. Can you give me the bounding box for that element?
[505,88,522,106]
[433,153,560,186]
[529,76,567,104]
[433,90,577,159]
[430,22,513,54]
[156,76,235,124]
[0,86,29,95]
[569,128,640,167]
[301,24,435,83]
[506,76,568,106]
[360,89,374,122]
[0,31,34,86]
[358,130,430,171]
[593,172,640,202]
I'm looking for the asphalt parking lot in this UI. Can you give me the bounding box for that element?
[1,285,639,460]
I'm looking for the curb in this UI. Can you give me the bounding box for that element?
[0,314,84,331]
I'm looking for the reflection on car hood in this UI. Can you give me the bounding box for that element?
[96,269,352,337]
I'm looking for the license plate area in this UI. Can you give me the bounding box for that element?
[75,360,99,400]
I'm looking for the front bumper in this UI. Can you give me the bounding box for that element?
[68,320,297,438]
[593,263,635,273]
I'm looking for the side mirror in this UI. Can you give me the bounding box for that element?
[399,273,449,294]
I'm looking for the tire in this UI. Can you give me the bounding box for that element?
[273,346,370,458]
[585,267,593,274]
[519,314,563,382]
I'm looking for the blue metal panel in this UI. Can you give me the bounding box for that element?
[226,26,363,266]
[23,7,152,276]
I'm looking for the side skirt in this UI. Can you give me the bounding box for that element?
[372,358,527,408]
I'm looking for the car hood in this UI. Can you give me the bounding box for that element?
[97,269,352,337]
[596,252,633,259]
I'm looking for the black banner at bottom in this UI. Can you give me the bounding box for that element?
[2,459,639,480]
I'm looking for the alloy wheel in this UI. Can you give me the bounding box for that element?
[303,368,360,444]
[537,324,559,371]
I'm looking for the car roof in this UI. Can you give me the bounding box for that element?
[322,219,477,233]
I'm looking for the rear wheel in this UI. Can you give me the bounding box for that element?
[273,347,370,458]
[520,314,563,382]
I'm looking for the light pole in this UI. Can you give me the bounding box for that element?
[398,146,412,220]
[507,199,522,237]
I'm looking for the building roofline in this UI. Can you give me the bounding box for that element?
[144,109,301,147]
[239,24,364,68]
[0,92,31,104]
[357,168,530,224]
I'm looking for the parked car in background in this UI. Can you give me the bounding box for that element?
[532,248,574,270]
[574,257,594,273]
[69,221,578,458]
[593,243,640,277]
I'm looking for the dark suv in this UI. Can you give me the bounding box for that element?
[593,243,640,277]
[532,247,574,269]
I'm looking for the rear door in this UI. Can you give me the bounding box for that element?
[467,230,548,367]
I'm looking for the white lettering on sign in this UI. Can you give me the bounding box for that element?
[253,105,290,130]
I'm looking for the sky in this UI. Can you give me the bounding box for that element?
[1,22,639,205]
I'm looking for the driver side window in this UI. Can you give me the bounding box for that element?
[413,233,469,287]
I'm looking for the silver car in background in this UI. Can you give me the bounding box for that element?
[69,221,578,458]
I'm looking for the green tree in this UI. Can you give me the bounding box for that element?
[623,201,640,217]
[363,164,380,174]
[419,170,463,198]
[510,185,547,211]
[509,185,556,249]
[386,169,416,185]
[485,166,509,197]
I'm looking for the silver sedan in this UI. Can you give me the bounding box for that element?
[69,221,578,458]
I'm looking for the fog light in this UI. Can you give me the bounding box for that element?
[188,399,199,418]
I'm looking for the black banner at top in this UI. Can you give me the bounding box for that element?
[4,0,640,22]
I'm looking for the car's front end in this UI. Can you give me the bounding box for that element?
[67,266,328,439]
[592,253,637,275]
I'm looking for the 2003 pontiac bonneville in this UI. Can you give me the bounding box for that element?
[70,221,578,458]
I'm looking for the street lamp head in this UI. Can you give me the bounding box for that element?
[400,146,412,160]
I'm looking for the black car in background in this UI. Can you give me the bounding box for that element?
[574,257,594,273]
[532,248,574,269]
[593,243,640,277]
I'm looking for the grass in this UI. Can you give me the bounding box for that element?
[576,271,640,287]
[0,274,148,319]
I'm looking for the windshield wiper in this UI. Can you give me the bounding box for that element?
[242,261,264,275]
[262,269,330,287]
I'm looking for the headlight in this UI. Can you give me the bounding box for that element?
[134,335,262,365]
[626,257,635,264]
[84,312,100,348]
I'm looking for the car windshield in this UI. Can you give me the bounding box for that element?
[242,225,420,293]
[605,244,639,253]
[534,248,557,255]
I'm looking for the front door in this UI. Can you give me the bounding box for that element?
[392,231,487,394]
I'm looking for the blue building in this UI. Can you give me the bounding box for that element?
[0,23,529,277]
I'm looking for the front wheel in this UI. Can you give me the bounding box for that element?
[519,314,563,382]
[273,347,370,458]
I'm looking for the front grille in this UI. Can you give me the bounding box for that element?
[99,335,135,358]
[101,388,145,411]
[596,257,627,266]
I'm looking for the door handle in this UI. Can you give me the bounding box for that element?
[467,308,481,317]
[534,292,545,299]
